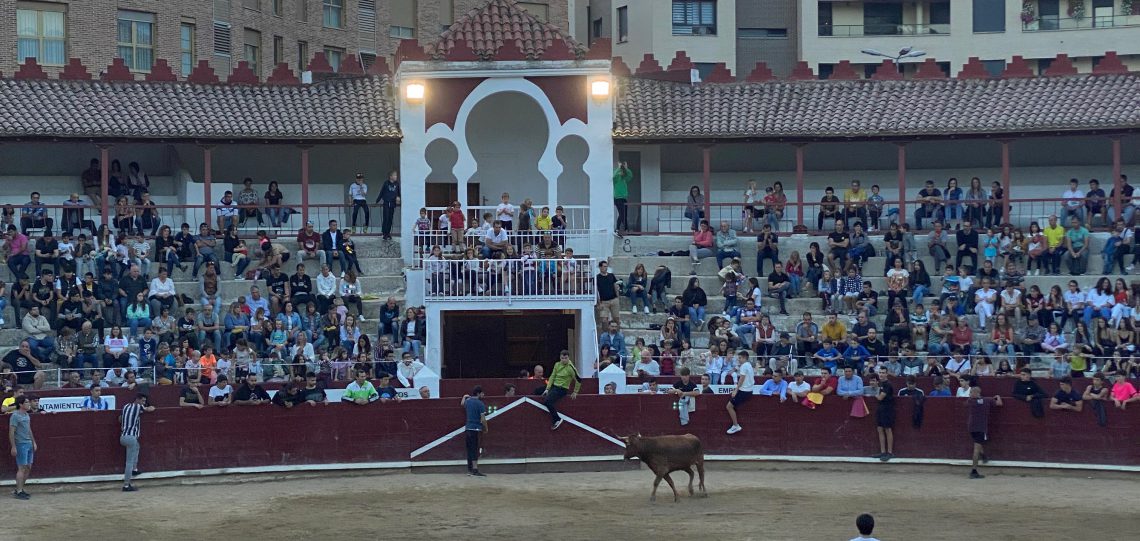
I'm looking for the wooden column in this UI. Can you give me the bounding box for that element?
[202,145,213,229]
[300,145,312,225]
[1112,137,1123,222]
[701,145,712,223]
[98,145,111,227]
[1001,140,1011,226]
[896,142,907,226]
[795,144,806,230]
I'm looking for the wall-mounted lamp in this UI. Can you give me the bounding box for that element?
[590,79,611,98]
[405,82,426,102]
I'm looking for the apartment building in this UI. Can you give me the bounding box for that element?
[572,0,801,78]
[575,0,1140,80]
[802,0,1140,77]
[3,0,568,78]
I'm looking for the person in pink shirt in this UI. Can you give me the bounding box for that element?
[1110,374,1139,410]
[689,220,714,266]
[4,225,32,280]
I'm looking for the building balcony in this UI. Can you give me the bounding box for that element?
[819,23,950,37]
[1022,14,1140,31]
[423,258,598,303]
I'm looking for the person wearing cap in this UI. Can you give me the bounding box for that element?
[349,173,370,230]
[296,220,327,267]
[376,170,402,240]
[461,386,488,476]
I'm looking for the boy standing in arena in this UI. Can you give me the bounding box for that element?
[461,386,488,477]
[8,396,35,500]
[967,386,1003,479]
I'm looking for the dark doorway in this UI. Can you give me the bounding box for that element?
[441,310,576,378]
[425,183,480,223]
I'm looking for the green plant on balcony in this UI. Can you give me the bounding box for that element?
[1067,0,1086,20]
[1020,0,1036,23]
[1125,0,1136,15]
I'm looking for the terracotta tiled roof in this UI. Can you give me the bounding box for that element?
[613,74,1140,140]
[0,76,400,141]
[427,0,585,60]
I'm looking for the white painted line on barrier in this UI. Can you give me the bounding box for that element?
[5,454,1139,487]
[521,397,628,448]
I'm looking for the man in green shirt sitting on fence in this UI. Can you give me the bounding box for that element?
[542,350,581,430]
[342,370,380,405]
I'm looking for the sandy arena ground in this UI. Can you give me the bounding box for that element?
[6,463,1137,540]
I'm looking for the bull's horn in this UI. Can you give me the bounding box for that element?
[619,436,629,442]
[636,432,642,437]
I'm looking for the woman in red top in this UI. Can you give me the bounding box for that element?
[689,220,714,263]
[950,317,974,355]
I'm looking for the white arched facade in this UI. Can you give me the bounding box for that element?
[398,66,615,264]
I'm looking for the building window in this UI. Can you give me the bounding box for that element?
[981,59,1005,77]
[390,0,416,38]
[213,20,232,57]
[324,46,344,71]
[592,18,603,42]
[738,28,787,38]
[863,3,903,35]
[117,10,155,72]
[390,26,415,38]
[930,2,951,25]
[244,28,261,74]
[298,40,309,69]
[242,0,260,11]
[617,6,628,42]
[273,0,284,17]
[818,2,833,36]
[322,0,344,28]
[441,0,454,27]
[273,35,284,65]
[16,3,67,66]
[972,0,1006,33]
[299,0,309,22]
[517,2,549,22]
[1038,0,1060,30]
[360,0,377,33]
[672,0,716,36]
[180,23,195,77]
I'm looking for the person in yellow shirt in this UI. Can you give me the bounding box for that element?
[843,179,868,228]
[1042,214,1066,276]
[821,313,848,343]
[542,350,580,430]
[535,206,553,231]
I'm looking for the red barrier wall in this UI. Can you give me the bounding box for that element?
[4,393,1138,481]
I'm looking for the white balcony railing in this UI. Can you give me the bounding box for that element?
[412,229,600,264]
[423,257,597,302]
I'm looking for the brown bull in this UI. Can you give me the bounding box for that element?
[621,433,707,502]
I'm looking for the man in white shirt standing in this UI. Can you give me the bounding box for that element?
[725,352,756,434]
[1061,178,1086,225]
[349,173,370,230]
[495,192,515,231]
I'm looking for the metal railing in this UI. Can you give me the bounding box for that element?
[423,257,597,302]
[411,229,597,265]
[423,205,590,233]
[1023,14,1140,31]
[820,23,951,37]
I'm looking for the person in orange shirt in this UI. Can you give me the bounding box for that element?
[198,344,218,384]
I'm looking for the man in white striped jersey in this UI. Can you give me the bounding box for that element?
[119,393,155,492]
